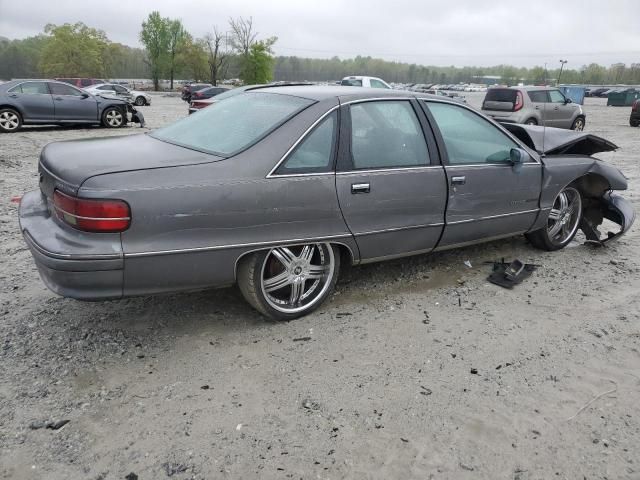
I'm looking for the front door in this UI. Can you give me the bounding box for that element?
[48,82,98,122]
[422,100,542,248]
[336,99,447,261]
[7,81,54,121]
[547,89,574,128]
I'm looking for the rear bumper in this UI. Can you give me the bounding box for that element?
[19,190,124,300]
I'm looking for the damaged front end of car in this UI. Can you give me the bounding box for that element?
[97,92,146,128]
[503,123,636,244]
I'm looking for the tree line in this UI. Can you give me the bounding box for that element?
[1,19,639,87]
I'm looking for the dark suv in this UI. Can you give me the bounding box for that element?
[481,86,586,130]
[630,99,640,127]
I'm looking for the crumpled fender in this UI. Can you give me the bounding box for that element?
[580,192,636,243]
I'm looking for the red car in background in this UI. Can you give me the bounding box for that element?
[56,78,106,88]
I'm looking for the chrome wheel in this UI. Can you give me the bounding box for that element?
[572,117,585,131]
[260,243,335,314]
[547,187,582,245]
[105,109,123,127]
[0,110,20,131]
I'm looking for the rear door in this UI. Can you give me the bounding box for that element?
[335,98,447,261]
[526,90,549,124]
[48,82,98,121]
[7,81,54,121]
[422,100,542,248]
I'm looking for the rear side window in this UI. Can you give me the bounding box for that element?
[427,101,519,165]
[349,101,429,169]
[276,110,337,174]
[151,92,314,157]
[341,79,362,87]
[528,90,548,103]
[10,82,49,94]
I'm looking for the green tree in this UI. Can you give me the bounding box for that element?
[179,35,208,82]
[242,41,275,84]
[167,19,186,89]
[39,23,108,77]
[140,11,169,90]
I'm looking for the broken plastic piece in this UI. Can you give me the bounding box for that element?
[487,260,537,289]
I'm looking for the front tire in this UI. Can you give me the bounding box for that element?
[631,118,640,127]
[526,186,582,251]
[102,107,125,128]
[571,116,586,131]
[134,96,145,106]
[237,243,340,321]
[0,108,22,133]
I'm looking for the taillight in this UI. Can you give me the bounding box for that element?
[633,100,639,112]
[514,91,524,111]
[53,190,130,233]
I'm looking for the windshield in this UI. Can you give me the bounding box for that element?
[151,92,314,157]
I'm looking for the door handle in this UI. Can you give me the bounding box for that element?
[9,93,18,98]
[351,183,370,194]
[451,176,466,185]
[54,97,63,101]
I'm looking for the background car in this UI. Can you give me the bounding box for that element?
[190,86,230,102]
[481,86,586,130]
[84,83,152,106]
[55,78,105,88]
[181,83,212,102]
[340,76,391,89]
[0,79,142,132]
[630,99,640,127]
[18,87,633,321]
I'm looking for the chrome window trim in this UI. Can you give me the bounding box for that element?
[336,165,442,175]
[266,105,340,178]
[124,233,353,258]
[447,208,539,225]
[420,98,542,164]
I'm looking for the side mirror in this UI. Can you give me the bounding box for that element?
[81,92,90,99]
[565,98,572,104]
[510,148,529,173]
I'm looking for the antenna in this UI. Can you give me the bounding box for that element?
[541,63,549,157]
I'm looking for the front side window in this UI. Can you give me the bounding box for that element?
[350,101,429,169]
[10,82,49,94]
[113,85,127,93]
[427,101,519,165]
[49,83,84,96]
[151,92,314,157]
[275,110,337,174]
[370,79,389,89]
[549,90,566,103]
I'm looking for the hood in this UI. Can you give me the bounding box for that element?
[502,123,618,156]
[40,134,221,191]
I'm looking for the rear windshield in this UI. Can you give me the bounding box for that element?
[484,89,517,103]
[341,79,363,87]
[151,92,314,157]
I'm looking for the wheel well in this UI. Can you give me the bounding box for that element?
[0,104,23,117]
[571,173,610,198]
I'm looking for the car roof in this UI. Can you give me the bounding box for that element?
[244,85,449,102]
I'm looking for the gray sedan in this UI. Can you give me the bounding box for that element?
[0,79,144,132]
[18,87,635,320]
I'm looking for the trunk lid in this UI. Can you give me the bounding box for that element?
[39,134,220,195]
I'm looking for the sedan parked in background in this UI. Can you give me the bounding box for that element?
[481,86,586,130]
[190,86,230,102]
[18,87,633,320]
[0,80,144,132]
[84,83,152,106]
[181,83,212,102]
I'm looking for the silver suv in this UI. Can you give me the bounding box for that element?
[481,86,585,130]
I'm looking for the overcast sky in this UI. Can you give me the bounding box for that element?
[1,0,640,68]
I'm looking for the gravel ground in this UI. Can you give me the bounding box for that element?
[1,92,639,480]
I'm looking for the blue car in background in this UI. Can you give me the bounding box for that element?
[0,79,144,133]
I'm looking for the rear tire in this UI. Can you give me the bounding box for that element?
[526,186,582,251]
[0,108,22,133]
[524,118,538,125]
[237,243,340,321]
[102,107,125,128]
[571,116,586,131]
